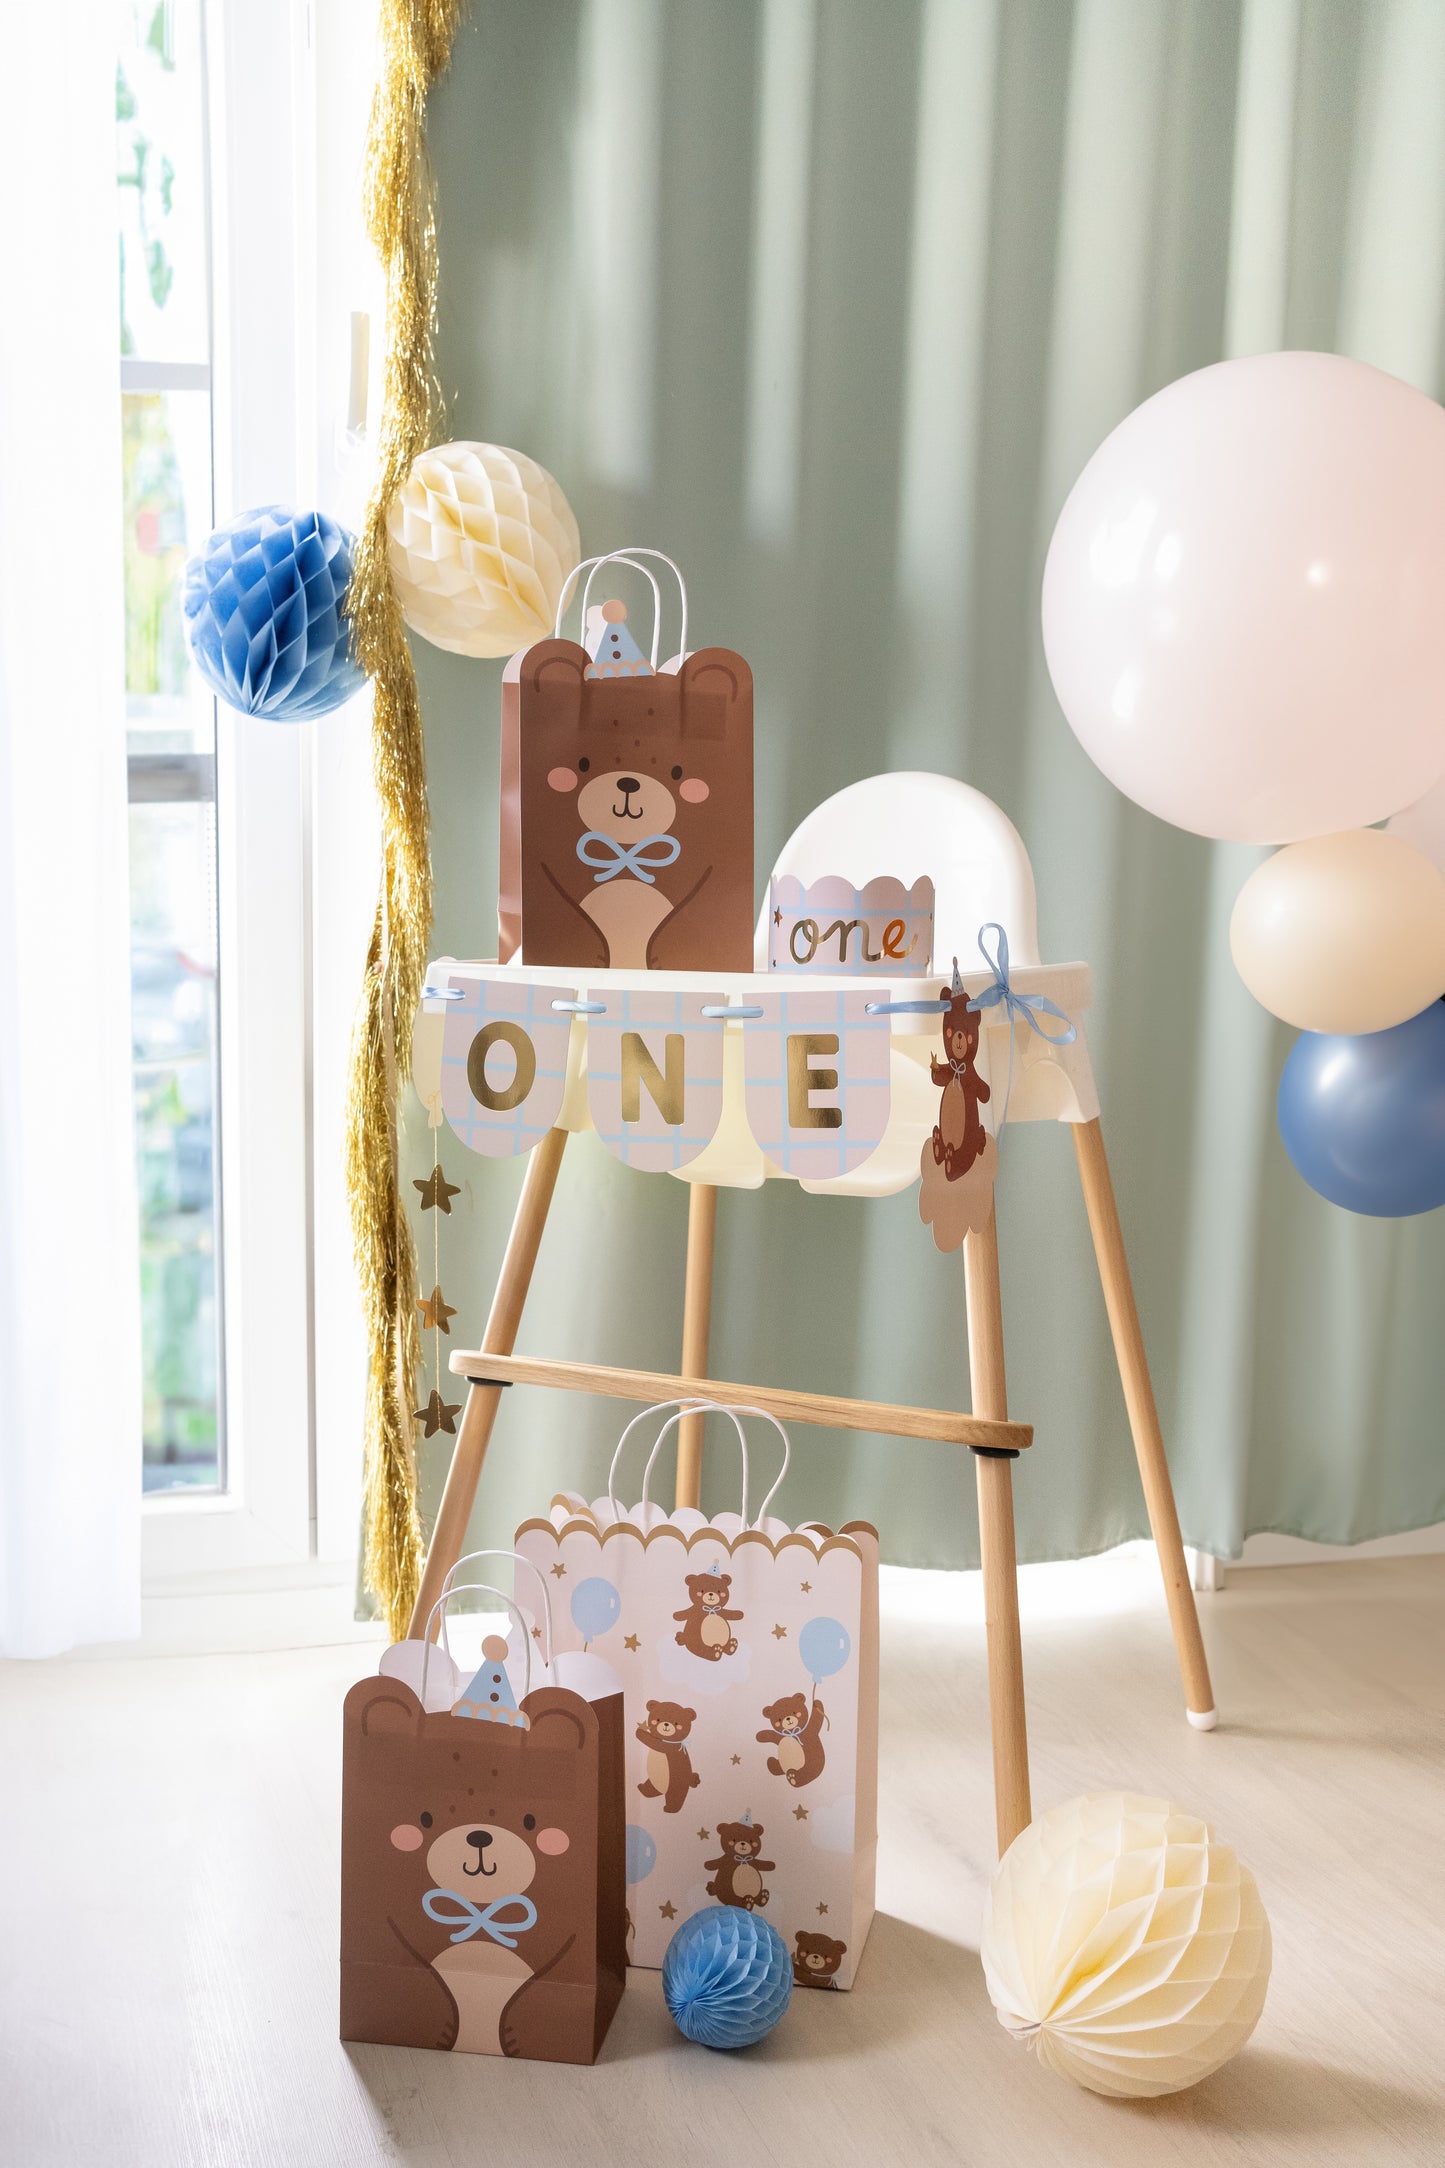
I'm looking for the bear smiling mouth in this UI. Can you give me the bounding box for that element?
[612,798,645,821]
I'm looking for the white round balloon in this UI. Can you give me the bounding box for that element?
[981,1792,1271,2098]
[1043,352,1445,843]
[387,441,580,659]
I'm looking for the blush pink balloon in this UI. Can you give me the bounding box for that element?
[1042,352,1445,844]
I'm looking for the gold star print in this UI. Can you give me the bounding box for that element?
[414,1164,461,1214]
[417,1284,457,1333]
[697,1828,710,1842]
[817,1902,829,1916]
[659,1900,677,1921]
[731,1754,742,1766]
[531,1626,542,1640]
[623,1633,640,1652]
[800,1580,812,1594]
[773,906,783,926]
[414,1389,461,1437]
[793,1805,809,1821]
[772,1623,788,1640]
[550,1563,568,1579]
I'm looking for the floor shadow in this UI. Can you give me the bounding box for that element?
[1108,2048,1444,2145]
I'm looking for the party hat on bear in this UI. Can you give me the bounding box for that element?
[452,1634,529,1727]
[584,598,653,678]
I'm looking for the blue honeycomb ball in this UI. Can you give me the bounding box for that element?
[662,1906,793,2050]
[182,506,366,722]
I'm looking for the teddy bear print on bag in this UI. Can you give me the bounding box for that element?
[635,1701,701,1814]
[755,1692,827,1787]
[705,1823,775,1911]
[673,1571,742,1660]
[793,1932,847,1989]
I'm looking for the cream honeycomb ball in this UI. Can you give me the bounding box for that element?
[981,1792,1271,2098]
[386,441,580,658]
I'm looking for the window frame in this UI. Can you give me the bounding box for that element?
[141,0,377,1583]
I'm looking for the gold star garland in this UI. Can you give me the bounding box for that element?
[344,0,465,1639]
[412,1101,460,1438]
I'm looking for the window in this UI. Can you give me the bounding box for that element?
[118,0,224,1495]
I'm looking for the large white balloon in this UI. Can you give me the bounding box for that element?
[1042,352,1445,843]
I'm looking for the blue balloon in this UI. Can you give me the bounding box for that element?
[625,1823,657,1885]
[1278,1000,1445,1217]
[182,505,366,721]
[662,1906,792,2049]
[569,1575,621,1644]
[798,1616,851,1683]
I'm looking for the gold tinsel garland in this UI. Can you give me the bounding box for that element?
[345,0,465,1638]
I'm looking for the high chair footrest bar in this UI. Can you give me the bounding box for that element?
[448,1351,1032,1453]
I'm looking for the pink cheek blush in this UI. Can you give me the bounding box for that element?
[535,1827,570,1857]
[547,766,578,793]
[678,778,709,804]
[390,1824,425,1852]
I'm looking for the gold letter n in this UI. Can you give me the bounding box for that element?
[621,1031,685,1125]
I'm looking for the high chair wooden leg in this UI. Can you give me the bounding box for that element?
[963,1207,1032,1855]
[408,1126,569,1638]
[676,1182,718,1510]
[1071,1116,1217,1728]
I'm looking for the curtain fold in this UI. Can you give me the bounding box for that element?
[0,6,142,1654]
[405,0,1445,1570]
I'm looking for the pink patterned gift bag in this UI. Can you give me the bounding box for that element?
[514,1403,878,1990]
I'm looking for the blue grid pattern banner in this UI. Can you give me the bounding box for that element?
[742,990,892,1179]
[439,974,577,1157]
[586,990,727,1172]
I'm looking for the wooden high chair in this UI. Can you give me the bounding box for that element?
[409,772,1215,1857]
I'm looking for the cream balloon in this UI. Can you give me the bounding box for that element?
[1230,829,1445,1035]
[1043,352,1445,843]
[981,1792,1271,2099]
[387,441,580,659]
[1387,771,1445,874]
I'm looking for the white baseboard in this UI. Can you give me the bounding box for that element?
[1235,1522,1445,1567]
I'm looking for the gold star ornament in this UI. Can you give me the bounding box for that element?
[413,1389,461,1437]
[414,1164,460,1214]
[418,1284,457,1333]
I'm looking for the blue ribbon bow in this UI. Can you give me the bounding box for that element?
[422,1887,539,1948]
[965,922,1077,1135]
[576,830,682,885]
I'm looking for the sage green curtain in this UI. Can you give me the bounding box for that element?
[404,0,1445,1569]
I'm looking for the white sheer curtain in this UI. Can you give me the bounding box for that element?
[0,7,142,1654]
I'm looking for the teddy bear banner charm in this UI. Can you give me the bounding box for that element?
[918,961,1000,1253]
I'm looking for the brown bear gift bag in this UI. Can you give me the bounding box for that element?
[340,1564,626,2063]
[498,550,754,972]
[514,1404,879,1991]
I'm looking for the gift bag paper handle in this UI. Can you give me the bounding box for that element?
[554,547,689,665]
[608,1397,791,1530]
[439,1547,557,1670]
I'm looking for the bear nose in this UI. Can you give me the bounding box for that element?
[616,776,640,795]
[466,1829,492,1853]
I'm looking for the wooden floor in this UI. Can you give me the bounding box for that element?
[3,1554,1443,2168]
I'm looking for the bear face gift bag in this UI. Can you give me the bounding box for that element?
[498,550,754,972]
[513,1403,879,1990]
[341,1554,626,2063]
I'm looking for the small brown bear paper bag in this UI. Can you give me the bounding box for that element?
[498,565,754,970]
[340,1678,626,2063]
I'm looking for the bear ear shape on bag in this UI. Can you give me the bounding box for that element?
[520,1689,596,1753]
[351,1676,425,1738]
